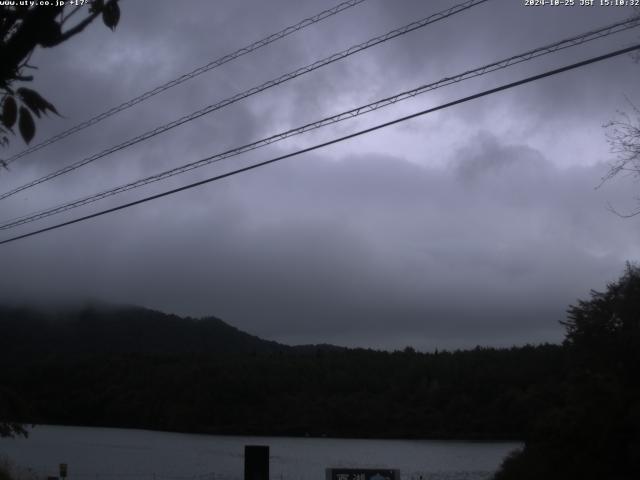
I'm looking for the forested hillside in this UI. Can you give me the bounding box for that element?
[0,303,564,440]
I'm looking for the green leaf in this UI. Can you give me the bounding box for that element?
[17,88,59,118]
[102,0,120,31]
[2,96,17,129]
[18,107,35,144]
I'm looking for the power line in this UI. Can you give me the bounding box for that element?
[1,43,638,247]
[2,0,369,166]
[0,0,490,202]
[2,16,638,231]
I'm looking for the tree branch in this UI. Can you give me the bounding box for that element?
[60,4,84,26]
[54,7,103,45]
[606,201,640,218]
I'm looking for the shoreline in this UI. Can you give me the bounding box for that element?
[13,422,524,443]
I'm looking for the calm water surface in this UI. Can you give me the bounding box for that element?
[0,426,520,480]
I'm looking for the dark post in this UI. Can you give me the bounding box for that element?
[244,445,269,480]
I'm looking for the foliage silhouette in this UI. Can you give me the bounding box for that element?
[494,263,640,480]
[0,1,120,150]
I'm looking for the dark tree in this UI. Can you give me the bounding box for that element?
[564,262,640,363]
[495,263,640,480]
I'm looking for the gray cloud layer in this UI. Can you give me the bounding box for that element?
[1,0,639,350]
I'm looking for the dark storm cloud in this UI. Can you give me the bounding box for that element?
[2,134,637,350]
[1,0,640,349]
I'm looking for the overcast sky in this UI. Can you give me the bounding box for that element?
[1,0,639,350]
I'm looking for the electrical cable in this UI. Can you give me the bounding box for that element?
[1,43,638,246]
[2,16,638,231]
[0,0,490,201]
[2,0,370,165]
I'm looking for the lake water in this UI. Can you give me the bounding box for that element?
[0,426,519,480]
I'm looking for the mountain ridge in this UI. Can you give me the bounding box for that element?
[0,302,294,356]
[0,301,567,440]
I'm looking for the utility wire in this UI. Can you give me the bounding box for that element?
[2,0,369,166]
[1,43,638,247]
[1,16,638,231]
[0,0,490,202]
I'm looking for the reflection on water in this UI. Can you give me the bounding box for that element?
[0,426,519,480]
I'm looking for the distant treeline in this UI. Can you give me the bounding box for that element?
[0,303,564,440]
